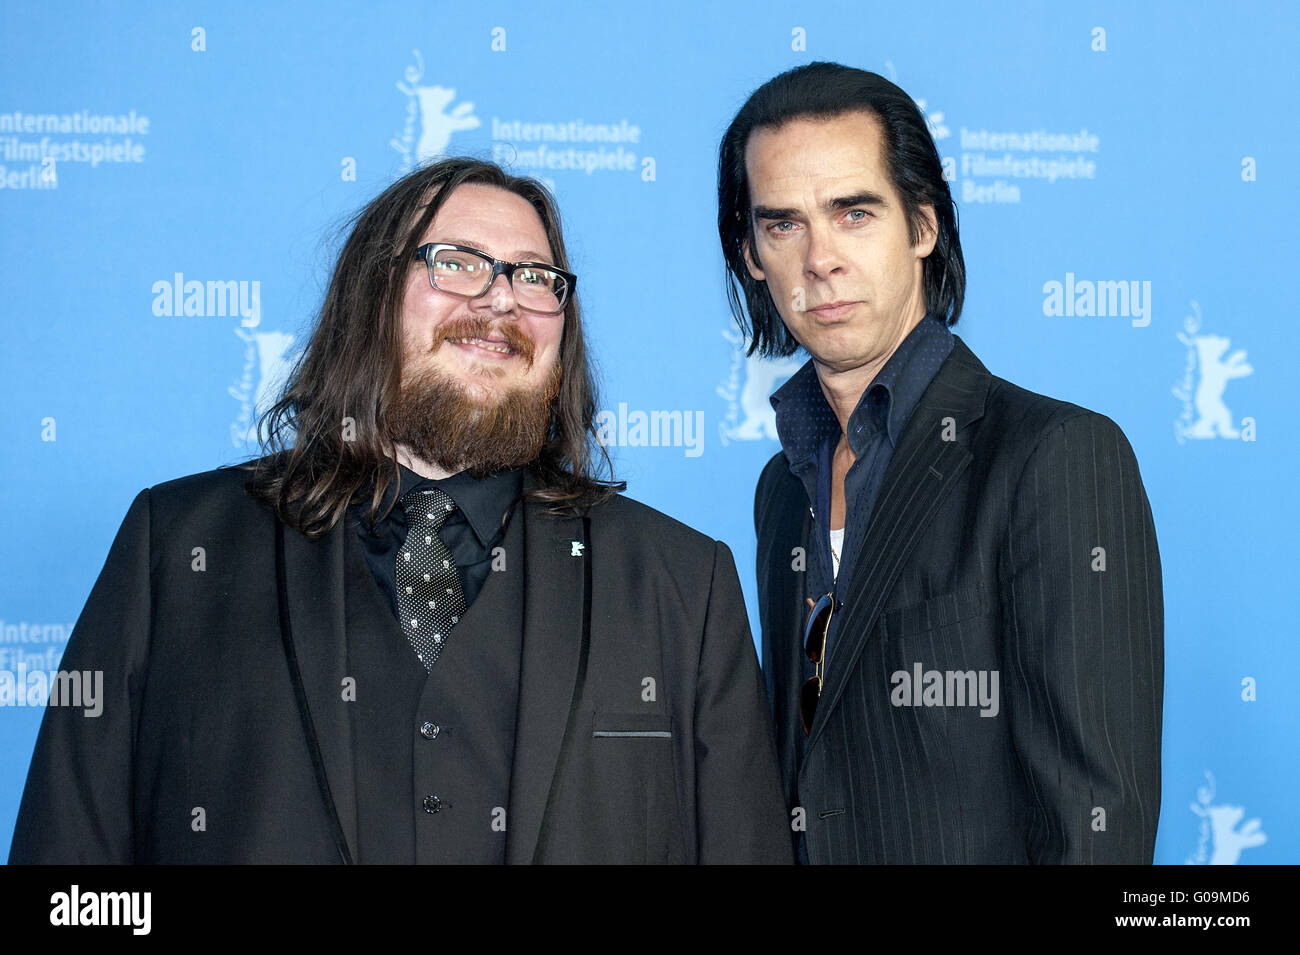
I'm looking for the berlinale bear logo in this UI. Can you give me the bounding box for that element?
[717,328,804,445]
[392,50,480,172]
[1173,302,1255,443]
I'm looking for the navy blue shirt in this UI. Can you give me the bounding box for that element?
[771,314,954,663]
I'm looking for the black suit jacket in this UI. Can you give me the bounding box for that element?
[756,336,1163,864]
[10,464,791,864]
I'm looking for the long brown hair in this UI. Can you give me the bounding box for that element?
[245,157,622,538]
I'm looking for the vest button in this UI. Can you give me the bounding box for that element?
[420,722,441,739]
[423,795,443,814]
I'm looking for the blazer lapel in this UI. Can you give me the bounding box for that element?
[275,516,358,864]
[804,336,989,755]
[504,488,589,864]
[756,458,813,795]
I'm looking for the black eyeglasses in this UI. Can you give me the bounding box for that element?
[415,242,576,314]
[801,593,836,736]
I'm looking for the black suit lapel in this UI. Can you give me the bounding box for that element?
[804,336,989,754]
[275,516,358,864]
[504,490,589,864]
[756,455,812,802]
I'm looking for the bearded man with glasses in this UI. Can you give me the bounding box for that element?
[10,158,791,865]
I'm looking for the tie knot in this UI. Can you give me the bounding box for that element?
[399,486,458,532]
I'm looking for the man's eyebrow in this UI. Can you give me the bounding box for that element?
[751,192,888,221]
[432,237,554,264]
[827,191,887,211]
[752,205,799,221]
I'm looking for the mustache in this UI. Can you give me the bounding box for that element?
[431,315,536,366]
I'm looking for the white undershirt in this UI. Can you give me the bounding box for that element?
[829,527,845,580]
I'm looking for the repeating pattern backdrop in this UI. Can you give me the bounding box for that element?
[1,1,1295,864]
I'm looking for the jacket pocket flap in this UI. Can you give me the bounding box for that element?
[882,585,988,636]
[591,711,673,739]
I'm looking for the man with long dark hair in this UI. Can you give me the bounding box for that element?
[719,63,1163,864]
[11,158,790,864]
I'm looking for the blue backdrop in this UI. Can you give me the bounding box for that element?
[2,0,1295,864]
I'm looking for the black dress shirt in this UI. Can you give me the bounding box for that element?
[350,465,524,618]
[771,313,954,662]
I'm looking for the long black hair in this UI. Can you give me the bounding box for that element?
[718,62,965,357]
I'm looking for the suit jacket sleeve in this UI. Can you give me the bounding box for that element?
[1001,412,1164,863]
[692,540,794,864]
[753,453,787,714]
[8,488,153,864]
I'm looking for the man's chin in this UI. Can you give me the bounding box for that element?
[388,361,561,475]
[444,375,507,408]
[448,354,514,378]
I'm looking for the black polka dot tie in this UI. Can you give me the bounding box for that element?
[395,487,466,671]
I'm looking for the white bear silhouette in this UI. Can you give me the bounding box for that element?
[724,354,805,442]
[416,85,481,163]
[1206,804,1267,865]
[1180,332,1252,439]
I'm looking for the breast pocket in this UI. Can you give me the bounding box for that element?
[880,584,989,639]
[592,712,673,739]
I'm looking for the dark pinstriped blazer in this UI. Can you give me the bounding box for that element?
[756,335,1163,864]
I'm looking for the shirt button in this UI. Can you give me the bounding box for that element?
[423,795,443,814]
[420,722,440,740]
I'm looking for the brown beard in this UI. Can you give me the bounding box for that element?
[388,317,562,476]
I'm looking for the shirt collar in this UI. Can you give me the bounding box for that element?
[359,464,524,549]
[407,466,522,549]
[770,314,954,465]
[770,359,838,473]
[862,312,953,450]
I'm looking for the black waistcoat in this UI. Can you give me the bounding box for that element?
[343,502,524,863]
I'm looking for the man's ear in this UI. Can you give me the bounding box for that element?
[742,229,766,282]
[914,203,939,259]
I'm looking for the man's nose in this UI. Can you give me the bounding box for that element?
[803,224,846,280]
[472,272,517,314]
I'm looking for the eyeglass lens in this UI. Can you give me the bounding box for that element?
[430,247,567,312]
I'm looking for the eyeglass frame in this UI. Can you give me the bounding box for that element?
[414,242,577,314]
